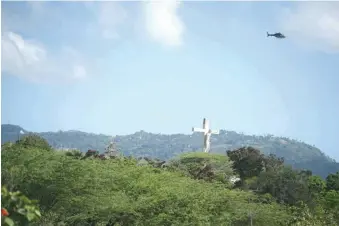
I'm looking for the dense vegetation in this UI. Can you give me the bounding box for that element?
[1,135,339,225]
[2,124,339,178]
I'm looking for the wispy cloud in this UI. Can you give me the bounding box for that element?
[1,32,88,83]
[143,0,185,47]
[1,2,91,83]
[279,2,339,53]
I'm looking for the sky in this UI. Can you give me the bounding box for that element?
[1,1,339,160]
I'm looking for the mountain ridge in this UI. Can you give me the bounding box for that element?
[2,124,339,178]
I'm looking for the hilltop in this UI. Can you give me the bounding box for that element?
[1,124,339,178]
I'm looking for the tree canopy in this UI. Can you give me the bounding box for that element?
[1,135,339,225]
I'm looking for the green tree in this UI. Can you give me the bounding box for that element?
[227,147,265,180]
[64,149,84,159]
[168,152,235,186]
[16,134,52,151]
[287,201,337,226]
[307,175,326,200]
[255,167,314,206]
[326,172,339,191]
[1,186,41,226]
[1,143,293,226]
[263,153,284,172]
[322,190,339,224]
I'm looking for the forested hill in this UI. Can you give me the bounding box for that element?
[2,124,339,178]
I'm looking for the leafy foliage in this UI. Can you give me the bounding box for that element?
[326,172,339,191]
[1,186,41,226]
[1,133,339,225]
[168,152,234,186]
[227,147,266,179]
[16,134,52,151]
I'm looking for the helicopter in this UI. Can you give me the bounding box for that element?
[267,32,286,39]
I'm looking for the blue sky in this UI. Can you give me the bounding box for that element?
[1,2,339,160]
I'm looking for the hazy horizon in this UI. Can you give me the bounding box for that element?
[2,122,337,162]
[4,121,323,138]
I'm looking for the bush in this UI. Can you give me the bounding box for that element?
[16,134,52,151]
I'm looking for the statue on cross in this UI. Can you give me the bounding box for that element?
[192,118,219,153]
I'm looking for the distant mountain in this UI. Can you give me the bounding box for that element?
[1,124,28,143]
[2,124,339,178]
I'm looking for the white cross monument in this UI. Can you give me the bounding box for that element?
[192,118,219,153]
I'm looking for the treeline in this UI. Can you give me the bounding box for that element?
[1,135,339,225]
[4,124,339,179]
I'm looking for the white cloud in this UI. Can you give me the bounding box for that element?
[1,32,88,83]
[143,0,184,47]
[1,2,94,83]
[280,2,339,53]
